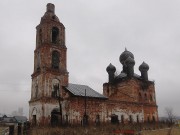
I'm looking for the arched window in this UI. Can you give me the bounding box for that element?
[52,79,60,98]
[52,84,59,98]
[152,116,156,122]
[37,51,40,71]
[121,115,124,124]
[107,89,109,96]
[52,27,59,44]
[137,115,139,123]
[129,115,133,123]
[150,94,153,101]
[147,116,150,123]
[52,51,60,69]
[139,92,142,101]
[145,93,147,100]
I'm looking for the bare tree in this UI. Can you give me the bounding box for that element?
[165,107,176,126]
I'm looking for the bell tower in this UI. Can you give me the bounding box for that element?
[29,3,69,125]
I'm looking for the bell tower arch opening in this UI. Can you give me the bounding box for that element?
[52,51,60,69]
[52,27,59,44]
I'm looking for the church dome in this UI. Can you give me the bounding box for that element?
[106,63,116,73]
[119,48,134,65]
[139,62,149,71]
[124,56,135,66]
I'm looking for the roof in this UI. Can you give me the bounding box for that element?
[115,72,154,82]
[0,117,17,123]
[65,83,107,99]
[14,116,28,123]
[116,72,141,80]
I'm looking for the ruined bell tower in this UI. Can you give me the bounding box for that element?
[29,3,68,125]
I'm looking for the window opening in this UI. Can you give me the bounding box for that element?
[111,114,119,124]
[52,51,60,69]
[129,115,133,123]
[121,115,124,124]
[52,27,59,44]
[32,115,37,126]
[52,84,59,98]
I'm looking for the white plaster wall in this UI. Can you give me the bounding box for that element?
[105,108,144,123]
[44,103,59,118]
[29,103,42,123]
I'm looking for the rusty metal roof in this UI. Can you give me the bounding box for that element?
[115,73,141,79]
[65,83,107,99]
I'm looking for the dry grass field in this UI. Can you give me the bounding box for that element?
[30,125,180,135]
[141,127,180,135]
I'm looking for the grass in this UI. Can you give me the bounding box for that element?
[0,126,9,134]
[30,124,180,135]
[140,127,180,135]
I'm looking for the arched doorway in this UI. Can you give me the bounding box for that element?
[51,108,61,126]
[32,107,37,126]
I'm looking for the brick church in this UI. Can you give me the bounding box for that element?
[29,3,158,126]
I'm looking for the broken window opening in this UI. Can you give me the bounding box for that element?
[137,115,139,123]
[32,115,37,126]
[52,84,59,98]
[121,115,124,124]
[150,94,153,101]
[82,114,89,126]
[152,116,156,122]
[52,27,59,44]
[111,114,119,124]
[52,51,60,69]
[37,51,41,71]
[145,93,148,100]
[147,116,150,123]
[95,114,100,126]
[129,115,133,123]
[139,92,142,101]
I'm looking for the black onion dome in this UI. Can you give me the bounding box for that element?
[120,48,134,64]
[106,63,116,73]
[139,61,149,71]
[124,56,135,66]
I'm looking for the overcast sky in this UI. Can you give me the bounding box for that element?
[0,0,180,117]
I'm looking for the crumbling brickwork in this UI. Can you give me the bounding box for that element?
[29,3,158,126]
